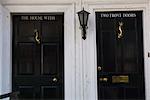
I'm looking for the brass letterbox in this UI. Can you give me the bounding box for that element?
[112,75,129,83]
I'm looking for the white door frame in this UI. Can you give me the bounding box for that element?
[1,4,76,100]
[83,3,150,100]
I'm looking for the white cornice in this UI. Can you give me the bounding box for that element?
[1,0,148,5]
[84,0,148,5]
[1,0,77,5]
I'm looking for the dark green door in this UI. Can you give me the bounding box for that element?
[12,14,64,100]
[96,11,145,100]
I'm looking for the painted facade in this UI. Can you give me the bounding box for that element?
[0,0,150,100]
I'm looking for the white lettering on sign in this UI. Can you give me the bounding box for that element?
[29,16,43,20]
[100,13,121,18]
[21,16,56,21]
[123,13,136,17]
[21,16,29,20]
[100,13,136,18]
[44,16,55,20]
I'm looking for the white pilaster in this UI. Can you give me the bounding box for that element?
[0,4,2,96]
[1,5,11,97]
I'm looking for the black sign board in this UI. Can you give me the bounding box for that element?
[20,15,56,21]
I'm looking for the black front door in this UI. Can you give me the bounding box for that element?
[96,11,145,100]
[12,14,64,100]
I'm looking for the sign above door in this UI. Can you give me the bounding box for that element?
[100,12,137,18]
[21,15,56,21]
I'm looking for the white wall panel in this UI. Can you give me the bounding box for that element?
[86,3,150,100]
[1,4,76,100]
[0,5,11,100]
[0,4,2,95]
[1,6,11,95]
[0,0,149,100]
[84,0,148,4]
[1,0,148,5]
[1,0,78,5]
[145,1,150,100]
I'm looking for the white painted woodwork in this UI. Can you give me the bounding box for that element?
[0,0,150,100]
[86,3,150,100]
[0,0,148,5]
[0,4,2,95]
[0,4,76,100]
[0,5,11,100]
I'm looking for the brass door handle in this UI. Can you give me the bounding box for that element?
[34,29,40,44]
[117,22,124,39]
[53,77,58,82]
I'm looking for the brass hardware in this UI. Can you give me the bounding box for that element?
[103,78,108,82]
[100,78,103,81]
[34,29,40,44]
[53,77,58,82]
[117,22,124,39]
[99,77,108,82]
[98,66,102,71]
[112,75,129,83]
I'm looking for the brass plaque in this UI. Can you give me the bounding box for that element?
[112,75,129,83]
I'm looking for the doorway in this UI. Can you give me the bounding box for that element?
[12,14,64,100]
[96,11,145,100]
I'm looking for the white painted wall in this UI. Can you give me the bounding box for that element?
[1,6,11,95]
[0,3,76,100]
[0,5,11,100]
[84,0,149,4]
[0,4,2,96]
[1,0,77,4]
[0,0,150,100]
[86,2,150,100]
[0,0,149,5]
[0,3,12,100]
[145,1,150,100]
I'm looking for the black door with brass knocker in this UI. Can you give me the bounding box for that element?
[12,14,64,100]
[96,11,145,100]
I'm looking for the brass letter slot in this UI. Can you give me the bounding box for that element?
[112,75,129,83]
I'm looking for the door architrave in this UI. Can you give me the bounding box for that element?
[2,4,76,100]
[83,3,150,100]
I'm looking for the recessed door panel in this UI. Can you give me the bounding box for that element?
[41,16,63,42]
[18,86,35,98]
[96,11,145,100]
[42,43,59,75]
[17,20,40,43]
[12,14,64,100]
[17,43,38,75]
[41,86,62,99]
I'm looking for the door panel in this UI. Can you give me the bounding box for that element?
[17,43,36,75]
[12,14,64,100]
[41,16,63,42]
[41,86,62,99]
[18,21,40,43]
[96,11,145,100]
[18,86,35,98]
[42,43,59,75]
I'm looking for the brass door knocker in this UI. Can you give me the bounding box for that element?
[34,29,40,44]
[117,22,124,39]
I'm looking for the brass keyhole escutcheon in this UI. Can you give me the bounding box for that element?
[98,66,102,71]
